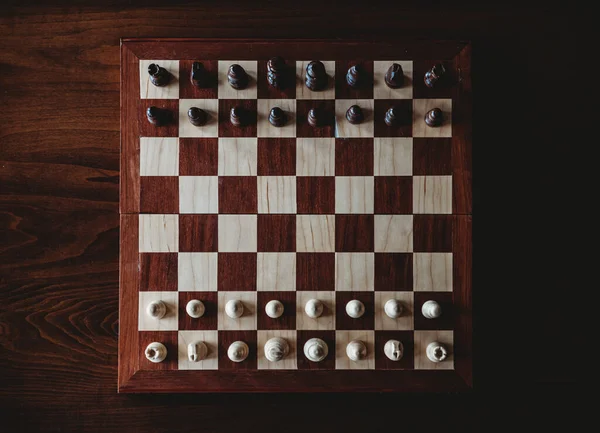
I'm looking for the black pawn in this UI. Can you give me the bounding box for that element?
[424,63,446,88]
[425,108,443,127]
[267,56,286,89]
[148,63,170,87]
[346,105,364,124]
[146,106,167,126]
[269,107,286,127]
[230,106,244,127]
[385,63,404,88]
[346,65,363,88]
[307,108,322,127]
[227,64,248,89]
[188,107,207,126]
[305,61,327,91]
[191,61,208,88]
[384,106,399,127]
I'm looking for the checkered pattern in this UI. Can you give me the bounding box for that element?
[138,59,455,371]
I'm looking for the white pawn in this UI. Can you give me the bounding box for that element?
[186,299,205,318]
[384,339,404,361]
[346,299,365,319]
[228,341,249,362]
[225,299,244,319]
[146,300,166,319]
[346,340,367,361]
[384,299,403,319]
[421,300,442,319]
[305,299,323,318]
[304,338,328,362]
[426,341,448,363]
[145,342,167,363]
[264,337,290,362]
[265,300,284,318]
[187,341,208,362]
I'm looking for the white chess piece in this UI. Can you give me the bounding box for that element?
[303,338,328,362]
[264,337,290,362]
[188,341,208,362]
[265,300,284,319]
[384,299,403,319]
[144,342,167,363]
[225,299,244,319]
[421,300,442,319]
[186,299,205,318]
[346,340,367,361]
[384,339,404,361]
[146,300,166,319]
[345,299,365,319]
[305,299,323,318]
[227,341,249,362]
[426,341,448,363]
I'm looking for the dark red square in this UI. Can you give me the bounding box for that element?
[373,99,412,137]
[296,100,335,138]
[218,253,257,291]
[218,331,257,370]
[179,214,218,252]
[257,292,296,330]
[178,291,218,330]
[335,292,375,330]
[296,253,335,291]
[140,176,179,213]
[257,58,296,99]
[179,60,218,99]
[335,60,374,99]
[218,176,257,214]
[413,60,456,99]
[413,215,453,252]
[139,99,179,137]
[218,99,257,137]
[374,253,413,291]
[297,330,335,370]
[296,177,335,214]
[335,215,374,252]
[335,138,374,176]
[257,215,296,252]
[413,138,453,175]
[257,138,296,175]
[179,138,218,176]
[139,331,177,370]
[413,292,454,330]
[139,253,178,291]
[374,331,415,370]
[374,176,413,214]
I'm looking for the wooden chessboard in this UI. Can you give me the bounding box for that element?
[119,38,472,393]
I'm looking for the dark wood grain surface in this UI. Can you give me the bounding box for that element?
[0,1,577,431]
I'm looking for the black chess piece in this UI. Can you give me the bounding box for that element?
[385,63,404,88]
[191,61,208,88]
[307,108,323,127]
[424,63,446,88]
[305,61,327,91]
[227,64,249,89]
[268,107,286,127]
[230,106,244,127]
[384,106,399,127]
[188,107,207,126]
[146,106,169,126]
[346,65,364,88]
[267,56,286,89]
[147,63,170,87]
[346,105,364,124]
[424,108,443,127]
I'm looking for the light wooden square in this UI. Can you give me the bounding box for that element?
[413,176,452,214]
[374,292,414,330]
[413,98,452,138]
[138,291,178,331]
[178,99,219,138]
[374,215,413,253]
[373,61,413,99]
[178,330,219,370]
[139,59,180,99]
[335,253,374,291]
[334,99,374,138]
[335,330,375,370]
[295,60,335,99]
[140,137,179,176]
[218,138,258,176]
[296,215,335,252]
[373,138,412,176]
[178,252,218,291]
[414,330,454,370]
[257,99,297,138]
[218,215,257,252]
[257,253,296,291]
[296,291,335,330]
[138,214,178,253]
[217,291,257,330]
[296,138,335,176]
[413,253,453,292]
[258,176,297,214]
[335,176,374,214]
[217,60,258,99]
[257,330,298,370]
[179,176,219,214]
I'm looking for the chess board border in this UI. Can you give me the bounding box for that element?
[119,39,472,393]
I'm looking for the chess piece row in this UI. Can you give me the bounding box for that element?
[147,59,446,91]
